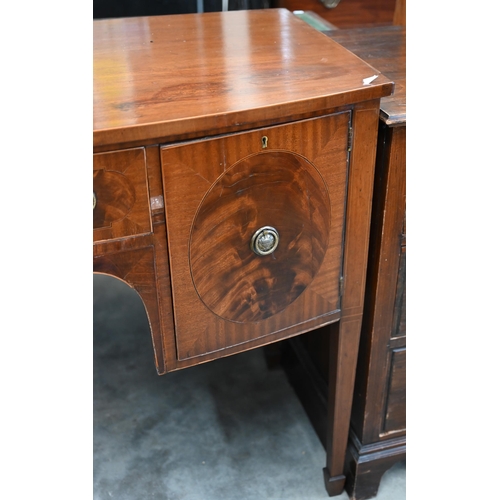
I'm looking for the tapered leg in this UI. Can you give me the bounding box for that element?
[323,100,381,496]
[323,318,362,496]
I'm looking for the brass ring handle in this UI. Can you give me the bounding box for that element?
[251,226,279,256]
[93,191,97,210]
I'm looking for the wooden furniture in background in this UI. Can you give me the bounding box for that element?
[392,0,406,26]
[281,25,405,500]
[93,9,393,496]
[272,0,397,29]
[331,26,406,500]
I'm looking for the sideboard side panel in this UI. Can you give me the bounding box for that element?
[351,124,406,443]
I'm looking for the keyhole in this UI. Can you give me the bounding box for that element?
[262,136,268,149]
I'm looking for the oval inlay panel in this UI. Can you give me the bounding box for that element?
[189,151,331,323]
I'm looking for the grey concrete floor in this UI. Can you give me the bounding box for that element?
[94,274,405,500]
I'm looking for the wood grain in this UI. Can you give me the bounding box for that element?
[93,169,135,227]
[325,26,406,126]
[93,14,398,496]
[350,123,406,444]
[383,348,406,432]
[323,99,381,496]
[162,112,349,361]
[344,432,406,500]
[391,244,406,338]
[93,148,152,242]
[190,151,330,323]
[393,0,406,26]
[93,9,393,151]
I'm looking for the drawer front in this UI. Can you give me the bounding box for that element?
[93,148,152,242]
[383,347,406,433]
[161,112,350,361]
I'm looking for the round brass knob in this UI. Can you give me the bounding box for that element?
[251,226,279,256]
[93,191,97,210]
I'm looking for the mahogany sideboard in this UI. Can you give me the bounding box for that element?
[93,9,393,496]
[280,25,406,500]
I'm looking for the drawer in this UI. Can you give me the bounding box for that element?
[383,347,406,434]
[93,148,152,243]
[161,112,351,361]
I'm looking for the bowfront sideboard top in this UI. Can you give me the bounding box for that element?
[94,8,393,151]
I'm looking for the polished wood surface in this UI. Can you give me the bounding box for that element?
[190,152,331,323]
[93,10,396,497]
[325,26,406,125]
[93,148,152,242]
[279,25,406,500]
[336,29,406,493]
[393,0,406,26]
[93,9,392,151]
[161,112,348,362]
[342,116,406,500]
[323,99,381,496]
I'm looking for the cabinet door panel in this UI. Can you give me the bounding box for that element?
[161,112,350,361]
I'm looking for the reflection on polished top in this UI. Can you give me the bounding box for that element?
[93,8,393,149]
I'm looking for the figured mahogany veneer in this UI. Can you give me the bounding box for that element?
[93,148,152,241]
[190,150,331,323]
[93,9,394,497]
[162,113,349,361]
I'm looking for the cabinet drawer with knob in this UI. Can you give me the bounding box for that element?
[93,148,152,243]
[161,112,350,362]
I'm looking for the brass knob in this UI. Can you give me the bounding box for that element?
[93,191,97,210]
[251,226,279,256]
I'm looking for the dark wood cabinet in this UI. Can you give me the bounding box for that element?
[271,0,397,28]
[93,10,394,496]
[281,25,406,500]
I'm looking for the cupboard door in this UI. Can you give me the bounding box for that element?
[161,112,351,361]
